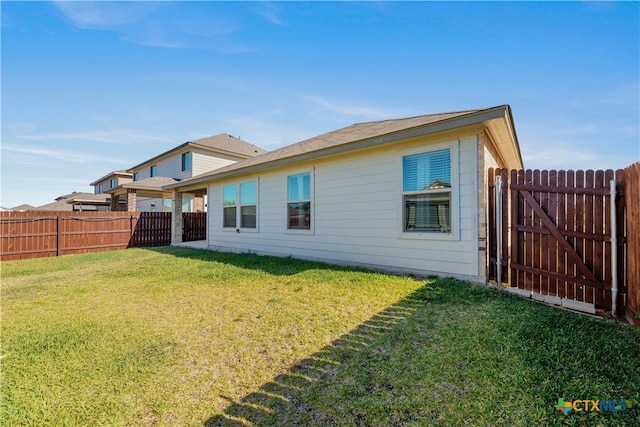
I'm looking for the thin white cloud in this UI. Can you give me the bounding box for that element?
[253,2,285,26]
[303,96,393,120]
[2,144,121,164]
[53,1,162,28]
[222,115,309,151]
[52,1,252,53]
[14,129,171,144]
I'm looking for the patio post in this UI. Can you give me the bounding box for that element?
[171,190,183,244]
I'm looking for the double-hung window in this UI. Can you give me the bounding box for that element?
[402,148,452,233]
[223,185,237,228]
[240,182,257,228]
[287,172,311,230]
[181,152,191,172]
[223,181,257,229]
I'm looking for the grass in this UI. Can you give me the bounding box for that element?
[1,247,639,426]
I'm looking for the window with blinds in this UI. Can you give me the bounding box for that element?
[287,172,311,230]
[402,149,452,232]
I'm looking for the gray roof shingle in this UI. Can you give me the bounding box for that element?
[189,134,267,157]
[166,107,511,190]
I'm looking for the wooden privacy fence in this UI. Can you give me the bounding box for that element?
[183,212,207,242]
[488,164,639,323]
[0,211,205,261]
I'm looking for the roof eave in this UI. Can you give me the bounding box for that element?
[90,171,133,186]
[164,106,514,191]
[484,105,523,169]
[127,139,262,173]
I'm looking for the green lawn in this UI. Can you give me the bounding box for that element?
[1,247,639,426]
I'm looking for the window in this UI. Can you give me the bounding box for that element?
[163,198,172,212]
[133,173,139,181]
[109,178,115,189]
[223,185,237,228]
[287,172,311,230]
[182,196,192,213]
[150,165,157,177]
[223,182,257,229]
[240,182,257,228]
[181,152,191,172]
[97,184,103,194]
[402,149,451,233]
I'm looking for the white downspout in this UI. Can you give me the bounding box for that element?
[496,175,502,287]
[610,179,618,317]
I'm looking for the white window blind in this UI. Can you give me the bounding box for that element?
[403,149,451,192]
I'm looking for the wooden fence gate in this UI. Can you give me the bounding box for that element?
[488,168,628,315]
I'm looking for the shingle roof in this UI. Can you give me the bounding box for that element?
[90,170,132,186]
[189,134,267,157]
[166,106,514,190]
[10,204,35,211]
[35,193,111,211]
[118,176,178,191]
[33,200,76,211]
[127,134,266,172]
[54,192,103,201]
[65,193,111,203]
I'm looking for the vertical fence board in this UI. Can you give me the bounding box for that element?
[623,164,639,325]
[539,170,550,296]
[547,170,558,297]
[555,170,567,298]
[583,170,595,305]
[500,169,509,284]
[486,167,500,284]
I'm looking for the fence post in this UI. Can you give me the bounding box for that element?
[129,215,133,247]
[610,179,618,317]
[56,214,61,257]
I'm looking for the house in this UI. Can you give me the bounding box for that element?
[33,192,111,211]
[8,204,35,212]
[90,170,133,196]
[92,134,266,212]
[165,105,523,283]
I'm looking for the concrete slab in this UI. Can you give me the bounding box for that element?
[561,298,596,314]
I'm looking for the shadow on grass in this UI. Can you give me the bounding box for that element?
[145,247,640,426]
[203,288,430,426]
[200,279,640,426]
[144,245,398,277]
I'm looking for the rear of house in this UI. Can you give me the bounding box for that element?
[168,106,522,282]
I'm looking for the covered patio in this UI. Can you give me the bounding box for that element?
[107,177,205,214]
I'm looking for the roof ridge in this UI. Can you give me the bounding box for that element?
[349,107,486,127]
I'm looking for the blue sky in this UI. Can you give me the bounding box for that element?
[1,1,638,208]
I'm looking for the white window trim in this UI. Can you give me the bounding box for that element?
[222,179,259,233]
[285,168,314,235]
[398,140,460,241]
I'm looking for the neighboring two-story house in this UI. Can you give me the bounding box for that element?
[92,134,266,212]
